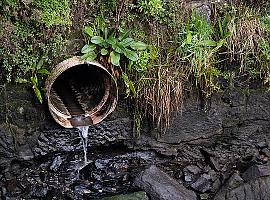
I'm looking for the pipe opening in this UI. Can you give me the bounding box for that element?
[51,64,107,117]
[46,57,118,128]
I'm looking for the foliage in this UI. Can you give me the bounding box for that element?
[33,0,71,27]
[0,0,69,102]
[81,18,148,97]
[177,10,226,97]
[136,0,165,19]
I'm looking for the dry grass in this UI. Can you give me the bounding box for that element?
[226,4,264,70]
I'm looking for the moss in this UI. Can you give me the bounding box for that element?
[33,0,71,27]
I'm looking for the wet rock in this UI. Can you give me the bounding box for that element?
[183,165,202,183]
[261,148,270,158]
[50,156,62,172]
[30,183,48,198]
[17,144,34,160]
[209,157,220,171]
[185,165,202,175]
[257,141,268,149]
[134,165,197,200]
[242,164,270,181]
[101,191,149,200]
[214,176,270,200]
[190,174,212,193]
[158,99,223,143]
[34,117,132,156]
[226,172,244,189]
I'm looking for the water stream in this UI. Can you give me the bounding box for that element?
[77,126,89,165]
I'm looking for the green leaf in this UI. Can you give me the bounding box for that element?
[107,35,117,45]
[36,57,45,70]
[119,29,131,40]
[84,26,94,37]
[30,76,43,104]
[37,68,51,75]
[130,41,147,50]
[110,51,120,66]
[129,81,137,97]
[186,32,192,44]
[91,36,104,44]
[199,40,217,47]
[101,48,108,55]
[81,44,96,53]
[121,38,134,47]
[81,51,97,61]
[123,49,138,61]
[112,42,124,54]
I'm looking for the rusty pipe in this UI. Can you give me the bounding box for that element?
[45,56,118,128]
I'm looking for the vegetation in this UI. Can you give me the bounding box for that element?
[1,0,270,134]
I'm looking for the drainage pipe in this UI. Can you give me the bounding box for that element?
[45,56,118,128]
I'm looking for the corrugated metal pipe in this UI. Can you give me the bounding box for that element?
[45,56,118,128]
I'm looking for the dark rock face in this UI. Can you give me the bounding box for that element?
[214,176,270,200]
[134,165,197,200]
[0,85,270,199]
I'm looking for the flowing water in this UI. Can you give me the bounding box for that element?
[77,126,89,165]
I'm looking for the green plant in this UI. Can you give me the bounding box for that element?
[81,19,148,96]
[16,56,51,103]
[178,10,225,97]
[129,0,165,22]
[33,0,71,27]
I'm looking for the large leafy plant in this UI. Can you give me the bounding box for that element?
[81,27,147,66]
[81,21,148,96]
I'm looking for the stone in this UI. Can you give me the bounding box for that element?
[190,174,212,193]
[262,148,270,157]
[242,164,270,181]
[257,141,268,149]
[214,176,270,200]
[30,183,48,198]
[134,165,197,200]
[17,144,34,160]
[50,156,62,172]
[185,165,202,175]
[209,157,220,171]
[101,191,149,200]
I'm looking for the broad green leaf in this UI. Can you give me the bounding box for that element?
[110,51,120,66]
[84,26,94,37]
[130,41,147,50]
[107,35,117,45]
[101,48,108,55]
[112,42,124,54]
[186,32,192,44]
[81,51,97,61]
[91,36,104,44]
[37,68,51,75]
[121,38,134,47]
[81,44,96,53]
[123,49,138,61]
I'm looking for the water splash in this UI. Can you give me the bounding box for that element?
[77,126,89,165]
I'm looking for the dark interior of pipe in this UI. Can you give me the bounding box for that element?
[50,64,106,116]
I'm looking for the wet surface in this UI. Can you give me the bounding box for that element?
[0,85,270,199]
